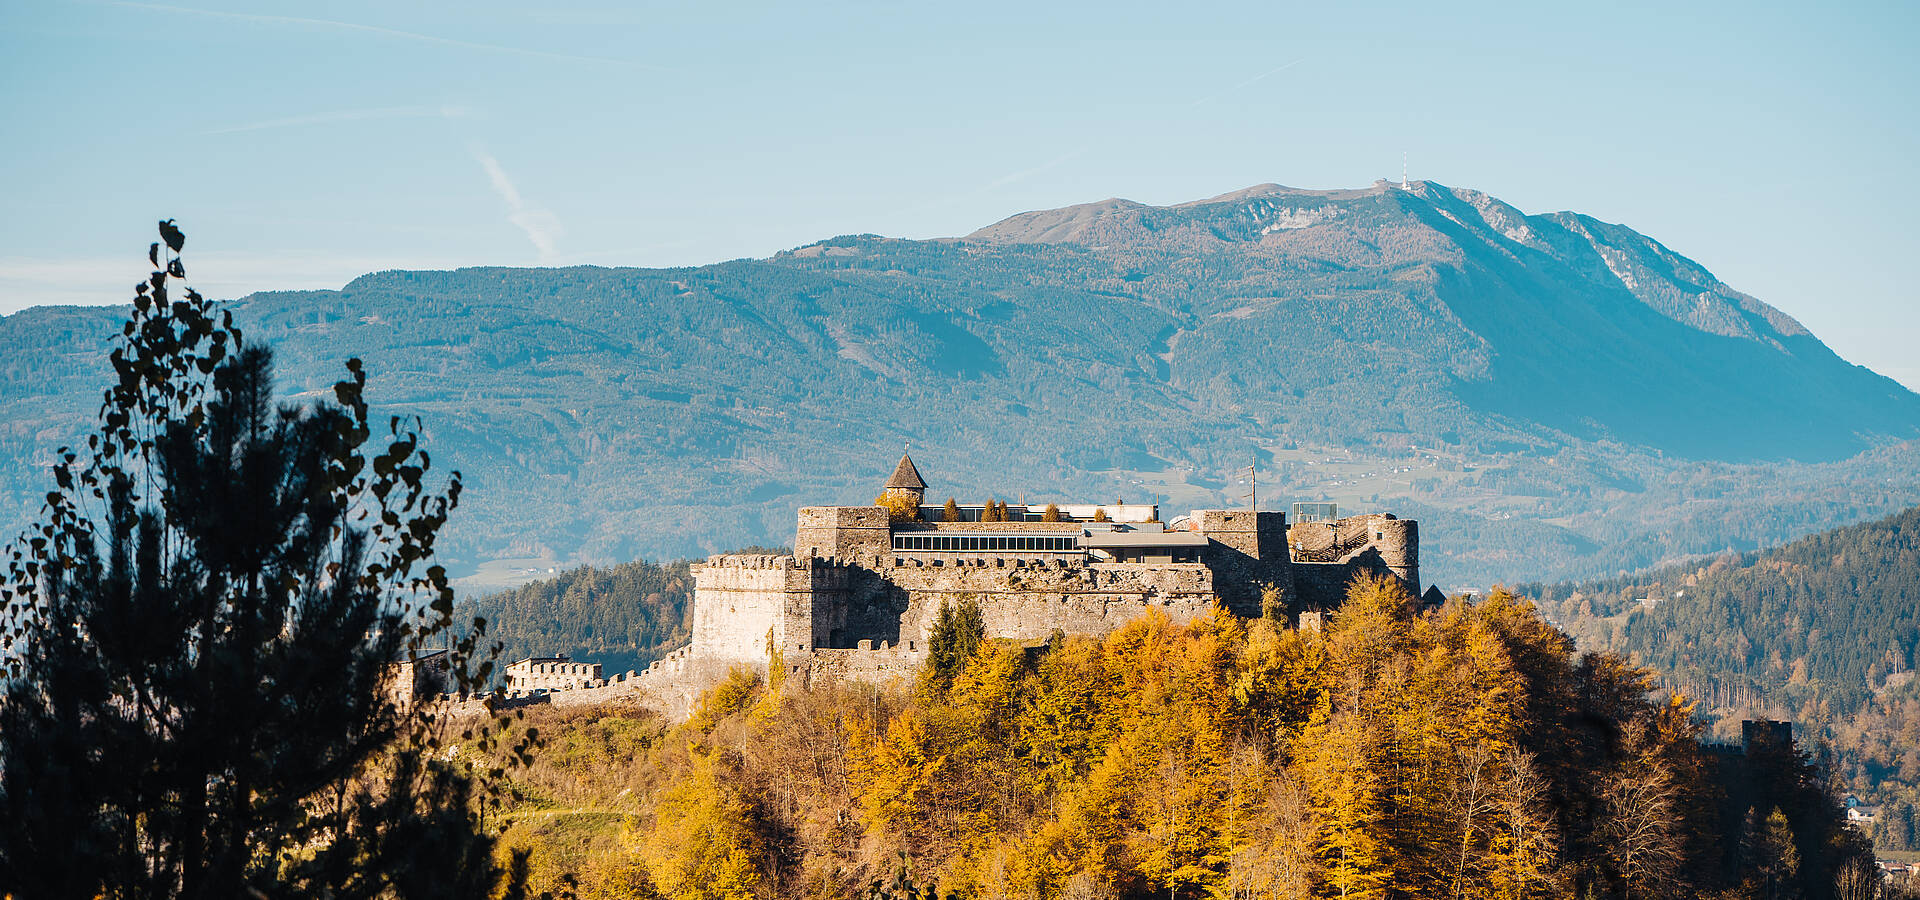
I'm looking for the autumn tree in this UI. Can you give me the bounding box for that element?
[1042,503,1062,522]
[1749,806,1801,900]
[1598,717,1688,900]
[874,491,920,523]
[1259,583,1286,621]
[942,497,961,522]
[642,749,767,900]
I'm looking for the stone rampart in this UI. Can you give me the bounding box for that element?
[803,642,922,687]
[880,559,1219,646]
[795,506,890,564]
[1192,509,1292,615]
[1286,513,1419,608]
[690,555,813,665]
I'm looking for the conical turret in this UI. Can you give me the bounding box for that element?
[882,451,926,507]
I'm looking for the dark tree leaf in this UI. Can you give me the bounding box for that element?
[157,218,184,252]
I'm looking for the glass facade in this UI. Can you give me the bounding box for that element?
[892,533,1079,553]
[1291,501,1339,524]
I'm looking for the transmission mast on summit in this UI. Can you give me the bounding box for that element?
[1402,152,1409,190]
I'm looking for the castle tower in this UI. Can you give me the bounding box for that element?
[882,451,926,508]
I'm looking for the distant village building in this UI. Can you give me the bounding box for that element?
[505,655,604,693]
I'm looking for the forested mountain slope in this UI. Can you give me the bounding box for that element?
[480,580,1872,899]
[4,181,1917,590]
[461,560,695,677]
[1529,506,1920,848]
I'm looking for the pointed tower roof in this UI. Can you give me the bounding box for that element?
[884,452,926,491]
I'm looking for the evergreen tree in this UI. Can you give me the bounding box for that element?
[924,597,985,691]
[0,223,530,898]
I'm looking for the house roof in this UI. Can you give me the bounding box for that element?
[885,453,926,490]
[510,655,572,666]
[1079,531,1209,549]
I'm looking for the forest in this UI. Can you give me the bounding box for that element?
[474,575,1877,899]
[461,560,696,677]
[1528,507,1920,852]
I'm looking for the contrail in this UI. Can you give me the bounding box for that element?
[472,146,563,263]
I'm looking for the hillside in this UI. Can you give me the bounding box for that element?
[461,560,696,677]
[478,581,1871,899]
[4,181,1918,590]
[1527,506,1920,848]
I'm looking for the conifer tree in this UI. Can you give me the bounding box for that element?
[0,223,529,898]
[942,497,960,522]
[924,597,985,691]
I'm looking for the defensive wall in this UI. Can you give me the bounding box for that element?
[631,508,1415,715]
[485,456,1422,721]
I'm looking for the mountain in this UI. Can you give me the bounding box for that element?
[4,181,1918,590]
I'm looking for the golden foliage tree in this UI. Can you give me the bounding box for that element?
[874,491,920,523]
[479,572,1850,899]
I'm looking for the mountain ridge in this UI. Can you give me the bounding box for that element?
[3,181,1917,590]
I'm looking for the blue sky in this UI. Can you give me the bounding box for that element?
[4,0,1917,388]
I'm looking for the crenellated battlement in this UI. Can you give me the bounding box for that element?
[537,454,1419,722]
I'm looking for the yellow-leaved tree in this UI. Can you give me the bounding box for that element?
[643,748,765,900]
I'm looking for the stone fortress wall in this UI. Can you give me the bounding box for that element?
[464,455,1421,720]
[504,657,605,693]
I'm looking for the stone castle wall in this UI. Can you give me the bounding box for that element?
[795,506,889,564]
[689,554,823,665]
[1285,513,1419,609]
[1192,509,1293,615]
[505,658,603,692]
[880,559,1219,645]
[518,498,1420,722]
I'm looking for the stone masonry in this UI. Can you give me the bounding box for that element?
[528,454,1420,719]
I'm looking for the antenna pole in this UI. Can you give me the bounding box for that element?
[1402,152,1408,190]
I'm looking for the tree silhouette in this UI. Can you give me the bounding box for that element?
[0,222,532,898]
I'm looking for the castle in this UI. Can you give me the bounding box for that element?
[517,453,1425,716]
